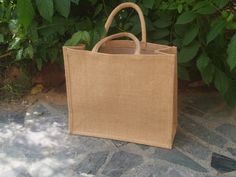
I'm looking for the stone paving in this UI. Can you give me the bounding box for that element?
[0,91,236,177]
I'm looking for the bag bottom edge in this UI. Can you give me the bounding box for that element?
[69,130,174,149]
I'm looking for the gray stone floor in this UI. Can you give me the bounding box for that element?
[0,92,236,177]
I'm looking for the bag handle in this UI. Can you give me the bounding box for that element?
[105,2,147,43]
[92,32,141,55]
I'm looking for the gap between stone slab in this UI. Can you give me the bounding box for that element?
[152,156,207,177]
[174,146,210,171]
[177,127,231,159]
[96,151,116,176]
[181,104,206,114]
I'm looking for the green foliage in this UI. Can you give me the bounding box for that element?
[0,34,4,43]
[36,0,54,22]
[227,34,236,70]
[65,31,90,46]
[207,20,226,44]
[176,11,196,24]
[178,65,190,81]
[178,42,200,63]
[0,0,236,106]
[143,0,155,9]
[193,1,216,15]
[182,26,199,46]
[17,0,35,29]
[54,0,71,18]
[197,54,215,84]
[0,72,31,101]
[214,69,230,95]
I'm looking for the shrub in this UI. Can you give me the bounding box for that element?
[0,0,236,106]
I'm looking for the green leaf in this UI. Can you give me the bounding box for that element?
[227,13,234,22]
[150,29,170,39]
[65,31,88,46]
[176,11,196,24]
[90,29,100,48]
[177,4,183,13]
[9,37,21,50]
[24,45,34,58]
[183,26,199,46]
[214,69,230,94]
[226,22,236,30]
[173,38,182,48]
[197,54,210,69]
[36,58,43,70]
[178,42,200,63]
[81,31,90,44]
[227,33,236,70]
[17,0,35,29]
[71,0,80,5]
[156,40,169,45]
[131,23,141,35]
[224,81,236,107]
[207,20,226,44]
[178,65,190,80]
[54,0,70,18]
[48,48,58,62]
[36,0,54,22]
[213,0,230,9]
[195,2,216,15]
[8,20,19,34]
[154,19,172,28]
[16,48,24,61]
[202,64,215,84]
[93,4,103,17]
[138,4,149,15]
[193,1,208,11]
[145,18,155,31]
[76,17,93,30]
[143,0,155,9]
[89,0,97,5]
[0,34,4,43]
[29,22,39,42]
[197,54,215,84]
[174,24,188,37]
[65,37,79,46]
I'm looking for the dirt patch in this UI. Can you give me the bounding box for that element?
[25,83,67,106]
[32,63,65,89]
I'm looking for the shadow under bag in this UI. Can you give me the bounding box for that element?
[63,2,177,149]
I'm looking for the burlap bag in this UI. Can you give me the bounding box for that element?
[63,2,177,149]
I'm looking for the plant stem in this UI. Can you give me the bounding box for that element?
[102,0,109,17]
[0,52,11,59]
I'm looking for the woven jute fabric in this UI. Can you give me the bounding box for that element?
[63,2,177,149]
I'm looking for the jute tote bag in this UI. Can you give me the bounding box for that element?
[63,2,177,149]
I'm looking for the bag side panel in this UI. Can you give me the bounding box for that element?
[63,47,73,133]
